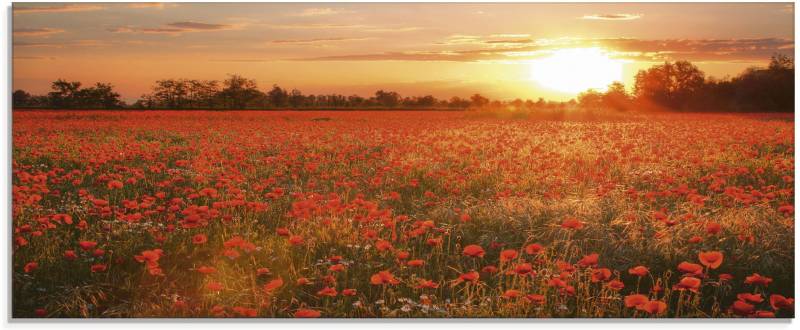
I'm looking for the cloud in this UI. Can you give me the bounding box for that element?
[13,56,56,60]
[109,21,236,35]
[14,39,109,48]
[272,37,372,45]
[128,3,178,9]
[167,21,231,30]
[293,37,794,62]
[13,28,65,37]
[581,13,642,20]
[292,7,353,17]
[265,23,421,33]
[13,4,104,14]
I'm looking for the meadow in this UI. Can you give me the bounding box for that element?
[11,110,795,318]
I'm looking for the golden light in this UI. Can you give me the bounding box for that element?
[529,48,623,94]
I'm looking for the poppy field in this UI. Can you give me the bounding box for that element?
[11,110,795,318]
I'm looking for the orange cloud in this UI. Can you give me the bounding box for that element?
[13,28,65,37]
[13,4,104,14]
[581,13,642,20]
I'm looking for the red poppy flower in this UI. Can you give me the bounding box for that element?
[525,294,546,305]
[745,273,773,286]
[23,262,38,273]
[698,251,723,269]
[624,294,649,308]
[524,243,544,255]
[294,309,321,318]
[456,271,480,284]
[590,268,612,282]
[462,244,485,258]
[78,241,97,251]
[288,235,304,246]
[197,266,216,274]
[416,279,439,289]
[316,287,337,297]
[705,222,721,235]
[577,253,599,268]
[628,266,649,277]
[677,262,704,275]
[370,270,400,285]
[737,293,763,304]
[770,294,794,311]
[192,234,207,244]
[514,263,534,276]
[501,289,522,299]
[673,276,701,292]
[607,279,625,290]
[561,218,584,230]
[263,278,284,293]
[63,250,77,261]
[637,300,667,315]
[342,288,357,296]
[731,300,755,316]
[499,249,519,263]
[90,264,107,272]
[407,259,425,267]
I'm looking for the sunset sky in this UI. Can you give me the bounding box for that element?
[13,2,795,102]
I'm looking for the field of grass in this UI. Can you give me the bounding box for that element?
[11,110,795,318]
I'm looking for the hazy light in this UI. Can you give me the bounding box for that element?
[529,48,623,94]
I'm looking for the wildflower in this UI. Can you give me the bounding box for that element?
[577,253,599,268]
[499,249,519,263]
[677,262,704,275]
[745,273,773,286]
[23,262,38,273]
[317,287,337,297]
[698,251,723,269]
[192,234,208,244]
[462,244,485,258]
[624,294,649,308]
[561,218,584,230]
[294,309,321,318]
[263,278,284,293]
[370,270,400,285]
[524,243,544,255]
[416,279,439,289]
[769,294,794,311]
[628,266,649,277]
[673,276,701,292]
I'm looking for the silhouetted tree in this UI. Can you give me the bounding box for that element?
[634,60,704,110]
[220,75,262,109]
[12,90,31,108]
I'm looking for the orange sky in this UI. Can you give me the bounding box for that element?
[13,2,795,102]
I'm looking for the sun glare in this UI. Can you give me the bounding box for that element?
[529,48,623,94]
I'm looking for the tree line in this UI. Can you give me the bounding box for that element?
[12,54,793,112]
[576,54,794,113]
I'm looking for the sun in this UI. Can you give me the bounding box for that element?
[529,48,623,94]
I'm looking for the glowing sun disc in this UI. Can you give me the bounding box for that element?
[529,48,623,94]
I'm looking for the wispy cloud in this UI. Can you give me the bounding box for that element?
[14,39,109,48]
[109,21,237,35]
[266,23,421,33]
[294,37,794,62]
[13,28,65,37]
[291,7,354,17]
[13,4,104,14]
[128,3,178,10]
[13,56,56,60]
[581,13,642,21]
[272,37,372,45]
